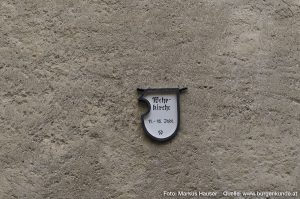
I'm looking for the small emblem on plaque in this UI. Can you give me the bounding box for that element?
[137,87,187,142]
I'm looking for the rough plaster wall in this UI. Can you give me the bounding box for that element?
[0,0,299,198]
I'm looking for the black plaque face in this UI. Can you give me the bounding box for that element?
[137,88,187,142]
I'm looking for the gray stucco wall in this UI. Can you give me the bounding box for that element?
[0,0,299,198]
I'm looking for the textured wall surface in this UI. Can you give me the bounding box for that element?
[0,0,299,198]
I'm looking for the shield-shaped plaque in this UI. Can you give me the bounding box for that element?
[137,87,187,142]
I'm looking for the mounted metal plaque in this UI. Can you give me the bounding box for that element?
[137,87,187,142]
